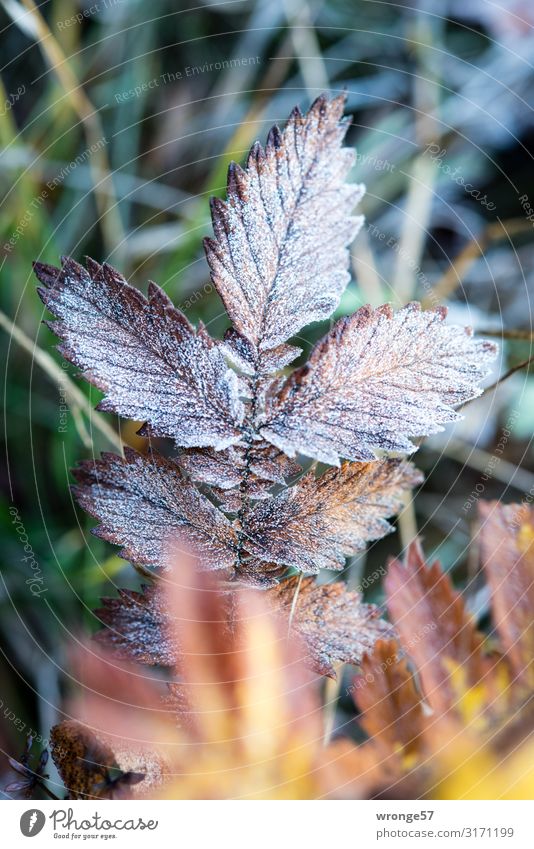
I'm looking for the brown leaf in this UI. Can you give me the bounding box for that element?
[94,585,178,667]
[354,638,425,756]
[385,539,485,714]
[242,459,423,573]
[204,93,364,358]
[179,441,301,522]
[72,448,237,572]
[261,302,498,464]
[96,572,392,678]
[479,501,534,686]
[179,442,300,492]
[34,257,243,449]
[50,720,117,800]
[50,720,165,799]
[268,576,394,677]
[221,327,302,376]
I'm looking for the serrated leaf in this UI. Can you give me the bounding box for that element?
[261,302,498,464]
[95,586,178,667]
[268,576,394,677]
[72,448,237,572]
[50,720,164,800]
[34,257,244,450]
[354,638,425,755]
[179,442,301,518]
[221,328,302,376]
[242,459,423,573]
[385,540,485,714]
[50,720,119,800]
[95,573,391,679]
[479,501,534,686]
[204,93,364,358]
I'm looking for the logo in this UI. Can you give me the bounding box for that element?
[20,809,46,837]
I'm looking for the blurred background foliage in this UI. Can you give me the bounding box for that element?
[1,0,533,784]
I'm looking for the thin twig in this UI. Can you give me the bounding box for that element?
[423,219,534,308]
[432,438,534,494]
[477,328,534,341]
[461,353,534,410]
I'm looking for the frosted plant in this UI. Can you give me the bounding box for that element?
[33,94,496,680]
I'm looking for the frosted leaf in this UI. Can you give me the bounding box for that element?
[179,443,300,498]
[114,574,392,679]
[242,460,423,573]
[95,586,178,667]
[178,446,245,490]
[261,302,498,464]
[34,257,244,450]
[221,328,301,376]
[234,557,287,587]
[204,94,364,359]
[72,448,237,572]
[268,577,394,678]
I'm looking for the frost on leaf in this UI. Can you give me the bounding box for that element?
[385,539,485,714]
[242,460,423,573]
[261,303,498,464]
[479,501,534,686]
[268,576,394,677]
[95,585,178,667]
[34,257,243,450]
[94,573,392,679]
[204,93,364,360]
[72,448,237,572]
[179,442,301,505]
